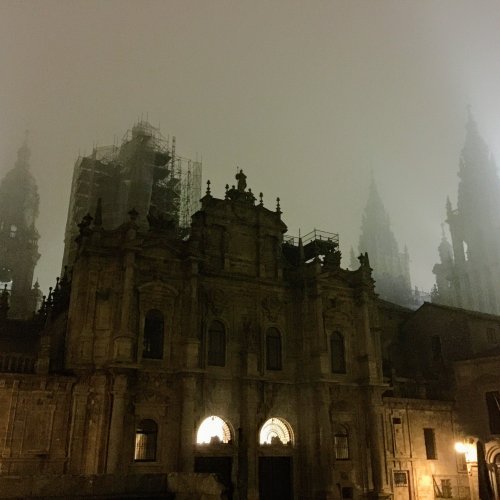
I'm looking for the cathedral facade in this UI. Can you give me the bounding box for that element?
[1,167,491,499]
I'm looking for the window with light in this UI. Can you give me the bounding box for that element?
[134,419,158,461]
[259,417,293,445]
[196,416,232,444]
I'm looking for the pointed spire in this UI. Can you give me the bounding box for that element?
[15,130,31,169]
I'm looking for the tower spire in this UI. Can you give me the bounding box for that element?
[0,134,40,318]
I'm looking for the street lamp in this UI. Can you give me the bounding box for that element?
[455,438,477,464]
[455,438,479,500]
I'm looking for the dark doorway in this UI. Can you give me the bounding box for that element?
[259,456,292,500]
[194,456,233,499]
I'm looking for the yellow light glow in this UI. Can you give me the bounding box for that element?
[196,416,231,444]
[454,439,477,463]
[259,417,293,445]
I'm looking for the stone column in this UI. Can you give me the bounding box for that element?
[67,383,89,474]
[239,380,259,500]
[179,375,196,472]
[313,383,334,499]
[114,250,136,362]
[106,374,128,472]
[365,388,391,499]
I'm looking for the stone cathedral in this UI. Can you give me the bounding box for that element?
[433,113,500,315]
[0,128,499,500]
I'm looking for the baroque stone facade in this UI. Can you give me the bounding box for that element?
[1,171,499,499]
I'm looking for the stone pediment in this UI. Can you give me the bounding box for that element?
[139,240,183,261]
[137,280,179,311]
[138,280,179,297]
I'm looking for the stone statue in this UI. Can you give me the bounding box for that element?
[236,169,247,192]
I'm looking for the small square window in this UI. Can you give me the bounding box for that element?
[394,470,408,487]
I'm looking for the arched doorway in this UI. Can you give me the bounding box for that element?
[258,417,294,500]
[195,415,234,499]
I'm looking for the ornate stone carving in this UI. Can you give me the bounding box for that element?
[261,295,283,322]
[207,288,228,316]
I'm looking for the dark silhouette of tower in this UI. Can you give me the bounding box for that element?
[358,176,413,307]
[433,112,500,314]
[0,134,41,318]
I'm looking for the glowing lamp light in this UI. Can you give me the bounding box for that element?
[454,439,477,463]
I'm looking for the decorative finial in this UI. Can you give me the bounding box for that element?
[206,180,211,196]
[276,197,281,215]
[259,192,263,206]
[225,184,229,199]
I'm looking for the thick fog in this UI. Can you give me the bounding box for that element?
[2,0,500,294]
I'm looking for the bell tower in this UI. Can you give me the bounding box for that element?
[0,133,41,318]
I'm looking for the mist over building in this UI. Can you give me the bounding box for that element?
[63,121,202,267]
[355,177,426,309]
[0,135,41,319]
[433,113,500,315]
[0,121,499,499]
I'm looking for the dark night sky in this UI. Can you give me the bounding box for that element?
[2,0,500,293]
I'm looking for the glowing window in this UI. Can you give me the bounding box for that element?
[134,419,157,461]
[196,416,232,444]
[334,425,350,460]
[259,417,293,445]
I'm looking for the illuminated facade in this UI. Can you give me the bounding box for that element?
[0,171,492,499]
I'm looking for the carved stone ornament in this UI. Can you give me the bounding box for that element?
[262,295,283,322]
[207,288,228,316]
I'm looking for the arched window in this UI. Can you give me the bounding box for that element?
[259,417,294,445]
[134,419,158,461]
[143,309,164,359]
[196,416,232,444]
[331,332,346,374]
[334,425,349,460]
[266,327,282,370]
[208,320,226,366]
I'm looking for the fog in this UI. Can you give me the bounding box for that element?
[2,0,500,293]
